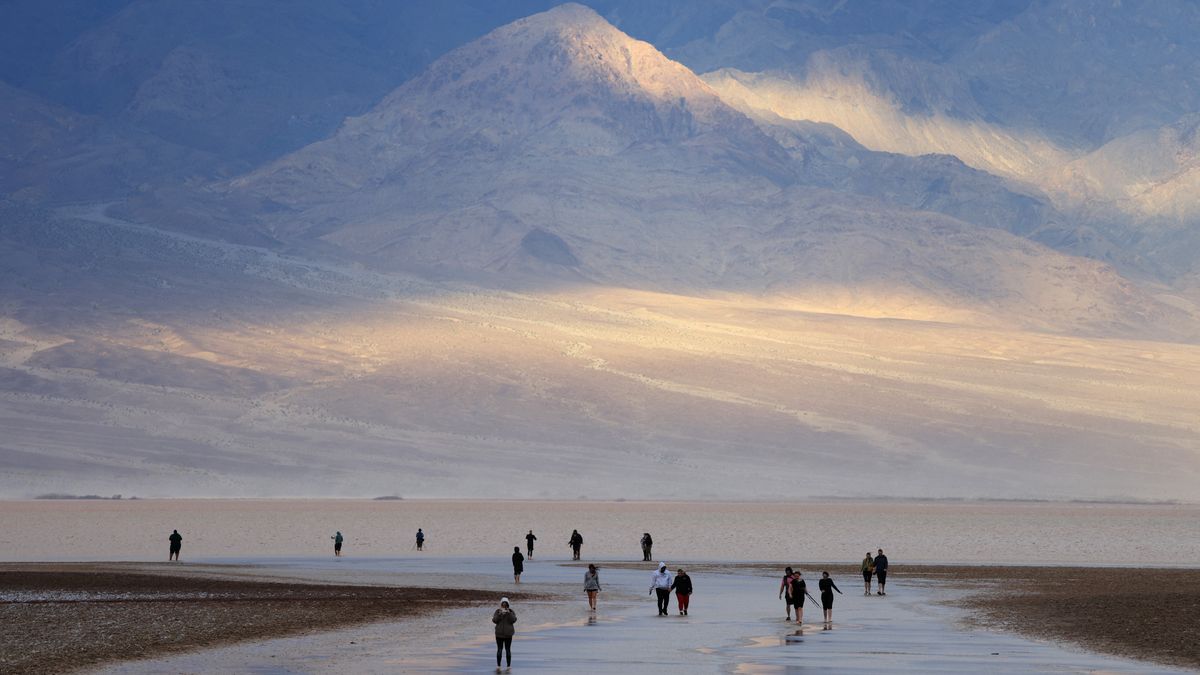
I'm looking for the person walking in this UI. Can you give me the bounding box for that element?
[525,530,537,558]
[874,548,889,595]
[492,597,517,671]
[568,530,583,560]
[670,568,693,615]
[640,532,653,562]
[331,531,343,557]
[649,562,672,616]
[512,546,524,584]
[415,528,425,551]
[583,563,601,611]
[818,571,842,628]
[787,570,808,625]
[168,529,182,561]
[777,566,794,620]
[861,552,875,595]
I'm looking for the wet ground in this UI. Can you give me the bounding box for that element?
[95,556,1190,674]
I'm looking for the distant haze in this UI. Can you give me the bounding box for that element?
[1,2,1198,500]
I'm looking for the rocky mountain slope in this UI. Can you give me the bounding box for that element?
[227,4,1188,337]
[2,2,1198,499]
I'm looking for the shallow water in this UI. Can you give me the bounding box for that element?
[96,557,1190,674]
[1,499,1197,565]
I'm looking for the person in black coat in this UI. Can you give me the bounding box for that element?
[818,571,842,628]
[874,548,889,595]
[512,546,525,583]
[670,568,693,615]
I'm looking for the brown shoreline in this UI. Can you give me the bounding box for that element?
[0,563,521,675]
[910,565,1200,671]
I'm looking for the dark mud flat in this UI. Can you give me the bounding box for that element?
[0,563,491,675]
[907,565,1200,671]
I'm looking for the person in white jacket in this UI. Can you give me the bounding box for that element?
[649,562,673,616]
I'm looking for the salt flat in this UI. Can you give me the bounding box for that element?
[94,557,1190,674]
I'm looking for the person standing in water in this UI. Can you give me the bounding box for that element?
[818,571,842,628]
[777,566,794,620]
[861,552,875,595]
[511,546,524,584]
[568,529,583,560]
[415,528,425,551]
[640,532,653,562]
[874,548,889,595]
[525,530,537,558]
[670,568,693,615]
[331,531,343,557]
[787,570,808,625]
[492,597,517,671]
[649,562,672,616]
[583,563,601,611]
[168,529,182,561]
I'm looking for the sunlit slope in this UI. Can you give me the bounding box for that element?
[1,212,1197,500]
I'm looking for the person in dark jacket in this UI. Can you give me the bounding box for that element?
[818,571,842,628]
[670,568,693,615]
[875,549,889,595]
[569,530,583,560]
[786,571,808,625]
[492,597,517,669]
[525,530,537,558]
[512,546,524,583]
[640,533,653,561]
[331,531,343,557]
[168,530,182,561]
[415,528,425,551]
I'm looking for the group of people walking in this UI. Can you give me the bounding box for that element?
[648,563,692,615]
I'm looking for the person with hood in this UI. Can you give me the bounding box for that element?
[649,562,672,616]
[568,530,583,560]
[492,597,517,670]
[168,529,182,561]
[583,563,601,610]
[818,571,842,628]
[512,546,524,583]
[331,531,343,557]
[415,528,425,551]
[861,552,875,595]
[670,568,693,615]
[777,566,794,619]
[525,530,537,558]
[874,548,889,595]
[640,532,653,562]
[786,570,808,625]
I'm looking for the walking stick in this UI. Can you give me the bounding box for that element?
[805,589,821,610]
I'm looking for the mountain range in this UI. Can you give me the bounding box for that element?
[1,1,1198,500]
